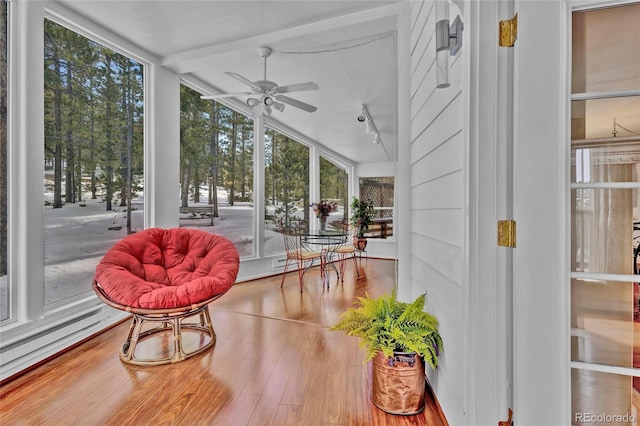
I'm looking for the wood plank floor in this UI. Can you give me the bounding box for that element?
[0,259,447,426]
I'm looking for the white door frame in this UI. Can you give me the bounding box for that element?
[512,1,570,424]
[465,0,516,423]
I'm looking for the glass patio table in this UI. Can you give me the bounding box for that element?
[302,230,349,286]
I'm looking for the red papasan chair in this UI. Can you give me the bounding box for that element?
[93,227,239,366]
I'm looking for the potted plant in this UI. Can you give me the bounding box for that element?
[350,196,375,250]
[330,290,443,415]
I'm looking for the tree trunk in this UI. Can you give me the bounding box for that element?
[90,104,97,199]
[119,63,128,208]
[76,142,82,202]
[229,113,237,206]
[209,103,219,216]
[65,62,75,204]
[104,53,114,211]
[52,53,63,209]
[240,122,246,198]
[0,0,7,276]
[181,165,190,208]
[193,167,200,203]
[125,63,133,234]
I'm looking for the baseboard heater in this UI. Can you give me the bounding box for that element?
[271,257,288,272]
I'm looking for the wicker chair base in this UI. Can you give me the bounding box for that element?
[120,305,216,366]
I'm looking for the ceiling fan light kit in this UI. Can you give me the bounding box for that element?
[201,46,318,117]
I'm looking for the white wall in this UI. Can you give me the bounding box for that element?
[408,1,465,424]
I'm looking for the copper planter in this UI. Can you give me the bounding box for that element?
[371,351,426,415]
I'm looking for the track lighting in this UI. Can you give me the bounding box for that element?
[357,106,367,122]
[365,120,374,134]
[358,104,382,145]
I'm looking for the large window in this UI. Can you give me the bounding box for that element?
[43,20,144,305]
[0,0,7,321]
[319,156,348,230]
[179,85,255,257]
[264,127,309,256]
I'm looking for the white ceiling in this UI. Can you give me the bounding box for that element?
[54,0,403,164]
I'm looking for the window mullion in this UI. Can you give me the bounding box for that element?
[8,0,45,322]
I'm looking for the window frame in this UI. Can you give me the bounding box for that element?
[0,1,153,381]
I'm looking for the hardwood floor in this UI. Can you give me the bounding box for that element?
[0,259,447,426]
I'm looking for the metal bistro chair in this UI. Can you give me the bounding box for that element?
[279,219,325,292]
[332,227,360,282]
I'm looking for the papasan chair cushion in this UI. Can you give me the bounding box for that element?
[94,227,239,310]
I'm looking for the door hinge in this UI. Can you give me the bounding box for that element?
[498,220,516,247]
[499,14,518,47]
[498,408,514,426]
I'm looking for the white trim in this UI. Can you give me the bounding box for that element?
[570,272,640,283]
[512,0,571,423]
[395,2,411,303]
[466,0,512,422]
[43,1,158,66]
[7,0,45,324]
[570,0,640,11]
[162,2,406,74]
[571,361,640,377]
[571,182,640,189]
[571,89,640,100]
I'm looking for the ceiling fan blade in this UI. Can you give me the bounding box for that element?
[200,92,252,99]
[224,72,261,91]
[275,95,317,113]
[275,82,319,94]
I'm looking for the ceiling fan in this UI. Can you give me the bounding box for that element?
[201,47,319,116]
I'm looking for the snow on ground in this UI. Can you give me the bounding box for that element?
[0,185,344,319]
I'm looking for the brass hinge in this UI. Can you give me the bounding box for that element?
[498,408,514,426]
[497,220,516,247]
[499,14,518,47]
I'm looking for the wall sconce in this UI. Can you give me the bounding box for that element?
[358,104,382,144]
[435,0,464,89]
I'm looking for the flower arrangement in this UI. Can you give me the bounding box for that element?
[310,200,338,219]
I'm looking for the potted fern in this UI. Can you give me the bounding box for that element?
[330,290,442,415]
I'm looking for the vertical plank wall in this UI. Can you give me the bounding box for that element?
[409,1,465,424]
